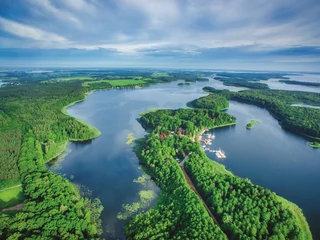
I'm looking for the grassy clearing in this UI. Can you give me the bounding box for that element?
[208,157,233,176]
[139,108,159,116]
[0,179,21,191]
[0,186,24,209]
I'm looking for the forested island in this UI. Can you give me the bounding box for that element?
[279,80,320,87]
[177,82,191,86]
[211,72,292,90]
[246,120,260,129]
[203,87,320,140]
[214,76,269,89]
[126,103,311,239]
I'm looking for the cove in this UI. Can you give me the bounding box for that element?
[205,101,320,238]
[47,80,212,239]
[48,79,320,239]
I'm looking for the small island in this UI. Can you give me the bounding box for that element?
[309,142,320,148]
[246,120,260,129]
[126,133,135,145]
[177,82,191,86]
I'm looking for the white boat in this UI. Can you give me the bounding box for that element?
[215,148,226,158]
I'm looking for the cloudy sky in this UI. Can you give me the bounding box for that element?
[0,0,319,71]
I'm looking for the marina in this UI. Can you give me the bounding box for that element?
[199,131,226,158]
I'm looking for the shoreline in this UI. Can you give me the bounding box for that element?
[52,86,311,239]
[61,91,101,140]
[227,98,320,141]
[47,90,101,164]
[193,121,311,239]
[196,123,312,239]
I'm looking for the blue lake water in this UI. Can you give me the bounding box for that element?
[48,78,320,239]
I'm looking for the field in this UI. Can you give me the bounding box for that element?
[0,186,24,209]
[83,79,146,87]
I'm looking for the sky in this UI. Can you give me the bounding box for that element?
[0,0,319,71]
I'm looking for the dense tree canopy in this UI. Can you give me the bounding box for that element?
[0,83,103,239]
[185,153,303,240]
[203,87,320,138]
[187,94,229,111]
[128,104,310,239]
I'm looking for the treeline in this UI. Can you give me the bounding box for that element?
[185,153,303,239]
[215,72,290,80]
[279,80,320,87]
[177,82,191,86]
[126,108,237,239]
[203,87,320,138]
[187,94,229,111]
[0,131,103,239]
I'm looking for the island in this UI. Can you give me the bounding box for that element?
[246,120,260,129]
[279,80,320,87]
[177,82,191,86]
[126,133,135,145]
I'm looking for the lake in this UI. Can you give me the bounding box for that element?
[264,73,320,93]
[48,77,320,239]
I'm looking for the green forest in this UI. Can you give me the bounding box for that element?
[187,94,229,111]
[126,104,310,239]
[214,76,269,89]
[279,80,320,87]
[211,72,291,90]
[0,82,104,239]
[126,108,236,239]
[185,153,307,239]
[203,87,320,139]
[0,69,315,239]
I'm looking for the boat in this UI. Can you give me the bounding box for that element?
[215,151,222,158]
[215,148,226,158]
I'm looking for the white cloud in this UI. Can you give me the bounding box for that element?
[0,17,69,43]
[1,0,320,56]
[61,0,97,14]
[28,0,82,27]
